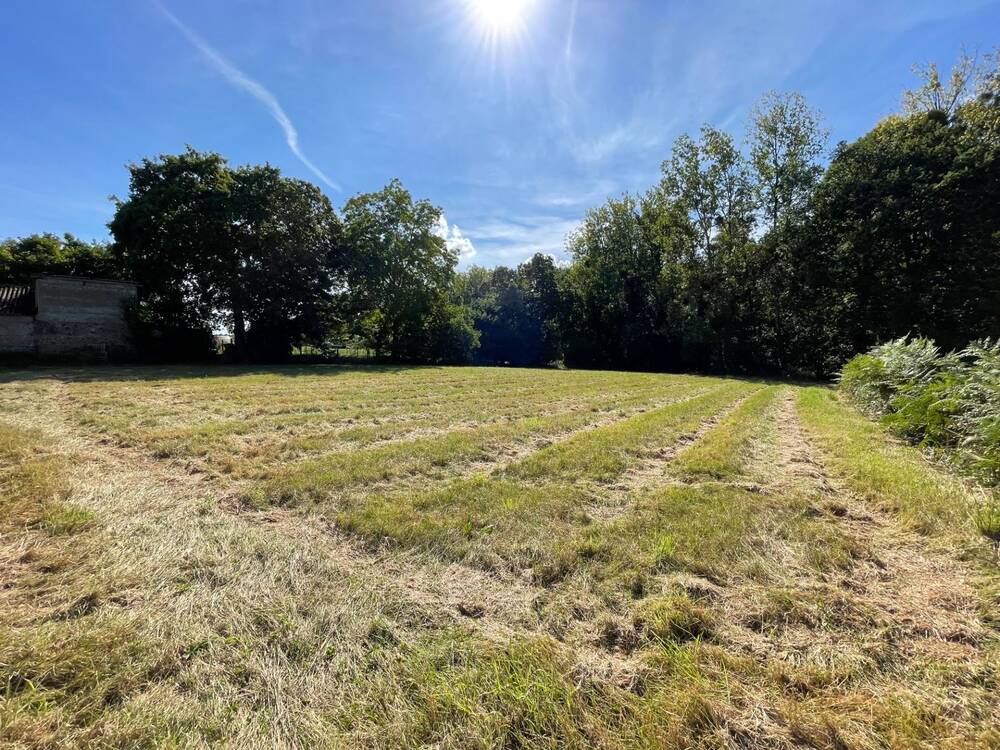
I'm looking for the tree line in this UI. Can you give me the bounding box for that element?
[468,50,999,377]
[3,49,997,376]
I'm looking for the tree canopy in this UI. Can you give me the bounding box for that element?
[0,233,117,283]
[109,148,343,360]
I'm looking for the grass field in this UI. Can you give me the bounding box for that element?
[1,365,998,749]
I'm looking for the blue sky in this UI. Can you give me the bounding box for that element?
[2,1,998,267]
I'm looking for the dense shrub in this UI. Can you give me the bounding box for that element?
[840,337,1000,483]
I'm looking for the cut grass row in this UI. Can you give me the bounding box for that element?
[323,381,761,573]
[670,385,781,481]
[796,386,1000,628]
[254,378,731,503]
[796,387,977,537]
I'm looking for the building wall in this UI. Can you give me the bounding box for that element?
[0,316,35,353]
[0,276,138,360]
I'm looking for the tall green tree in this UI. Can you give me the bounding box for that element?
[660,126,754,259]
[749,91,827,231]
[518,253,564,364]
[341,178,475,362]
[808,108,1000,356]
[563,194,665,369]
[110,148,343,361]
[456,254,564,366]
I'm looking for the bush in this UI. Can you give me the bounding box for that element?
[839,337,1000,484]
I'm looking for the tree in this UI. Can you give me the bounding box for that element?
[517,253,564,364]
[228,165,342,360]
[749,91,827,230]
[902,48,986,116]
[456,255,564,367]
[805,108,1000,357]
[341,179,473,361]
[660,126,754,259]
[110,148,343,361]
[0,233,118,283]
[563,194,665,369]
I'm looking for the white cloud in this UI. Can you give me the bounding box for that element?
[156,3,340,192]
[567,120,665,164]
[464,215,580,265]
[434,214,477,261]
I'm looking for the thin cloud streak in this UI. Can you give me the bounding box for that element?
[155,2,340,192]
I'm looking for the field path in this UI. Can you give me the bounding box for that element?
[779,392,985,647]
[704,389,999,746]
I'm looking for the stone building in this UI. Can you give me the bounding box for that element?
[0,275,138,360]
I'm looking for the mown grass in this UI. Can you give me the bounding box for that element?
[796,386,974,537]
[507,379,755,482]
[1,367,997,749]
[670,385,780,480]
[256,380,708,506]
[0,423,169,746]
[311,381,756,571]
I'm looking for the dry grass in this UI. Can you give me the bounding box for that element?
[0,366,997,749]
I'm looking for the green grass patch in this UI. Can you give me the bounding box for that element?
[671,385,780,480]
[796,387,973,536]
[633,593,716,644]
[353,632,630,749]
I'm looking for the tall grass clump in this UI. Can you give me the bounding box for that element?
[840,337,1000,484]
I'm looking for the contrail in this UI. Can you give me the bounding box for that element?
[565,0,577,63]
[155,3,340,192]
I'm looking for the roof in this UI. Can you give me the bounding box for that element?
[0,284,34,315]
[33,275,139,289]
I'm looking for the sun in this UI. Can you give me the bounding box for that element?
[466,0,534,37]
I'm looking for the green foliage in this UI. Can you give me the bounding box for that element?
[561,193,668,369]
[839,337,1000,484]
[457,253,563,366]
[110,147,344,362]
[554,55,999,377]
[0,233,118,283]
[749,90,827,230]
[426,302,479,363]
[341,178,470,362]
[837,354,889,413]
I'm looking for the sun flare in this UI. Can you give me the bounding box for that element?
[466,0,534,37]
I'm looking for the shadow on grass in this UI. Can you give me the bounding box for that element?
[0,360,829,387]
[0,362,434,385]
